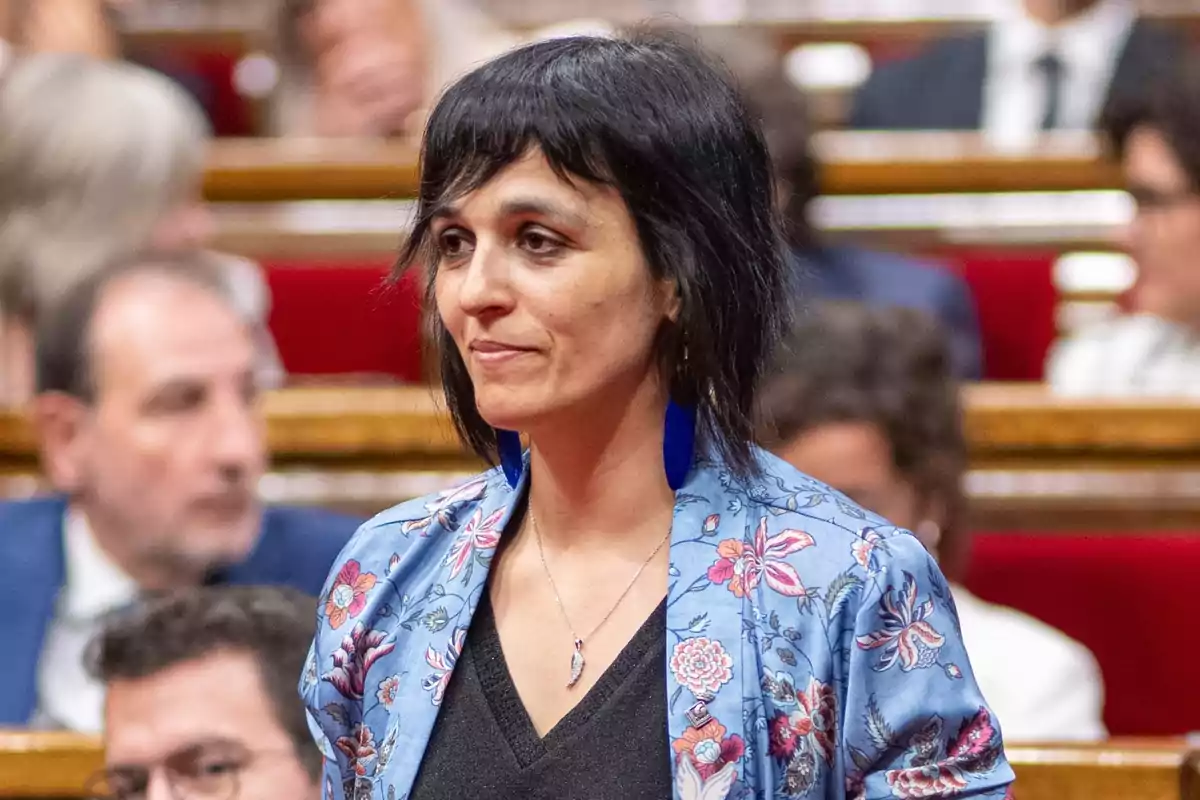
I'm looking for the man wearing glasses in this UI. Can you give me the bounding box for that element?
[1048,52,1200,396]
[85,586,322,800]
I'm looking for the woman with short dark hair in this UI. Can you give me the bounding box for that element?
[303,35,1012,799]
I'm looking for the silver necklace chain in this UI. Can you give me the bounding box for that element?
[531,510,672,688]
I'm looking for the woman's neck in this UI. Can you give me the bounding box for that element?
[524,376,677,553]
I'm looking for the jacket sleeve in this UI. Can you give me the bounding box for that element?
[841,533,1015,798]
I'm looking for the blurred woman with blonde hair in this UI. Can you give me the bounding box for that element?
[0,52,281,405]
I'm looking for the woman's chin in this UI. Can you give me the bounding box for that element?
[474,397,541,433]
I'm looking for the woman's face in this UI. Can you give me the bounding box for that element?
[433,150,677,434]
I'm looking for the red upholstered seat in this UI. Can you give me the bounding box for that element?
[931,249,1059,382]
[964,532,1200,737]
[263,261,423,382]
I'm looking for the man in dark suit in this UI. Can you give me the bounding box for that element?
[736,48,983,378]
[850,0,1183,148]
[0,251,362,729]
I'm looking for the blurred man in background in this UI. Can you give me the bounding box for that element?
[851,0,1182,150]
[0,251,361,730]
[1049,52,1200,395]
[86,586,322,800]
[711,28,983,379]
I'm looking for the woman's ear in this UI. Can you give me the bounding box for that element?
[661,278,682,323]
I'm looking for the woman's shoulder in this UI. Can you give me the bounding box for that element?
[333,467,509,572]
[704,447,916,548]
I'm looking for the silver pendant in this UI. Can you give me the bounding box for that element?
[567,638,585,688]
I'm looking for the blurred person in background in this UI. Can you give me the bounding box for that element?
[0,0,120,65]
[1049,53,1200,395]
[759,302,1106,742]
[274,0,432,136]
[273,0,608,137]
[0,251,361,731]
[0,52,282,406]
[850,0,1182,150]
[86,586,322,800]
[708,28,983,380]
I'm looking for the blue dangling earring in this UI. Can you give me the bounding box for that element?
[663,399,696,491]
[496,429,524,489]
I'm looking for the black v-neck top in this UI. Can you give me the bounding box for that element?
[408,590,672,799]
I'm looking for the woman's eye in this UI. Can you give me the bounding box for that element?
[520,229,564,255]
[437,230,472,260]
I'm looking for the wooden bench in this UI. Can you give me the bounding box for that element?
[0,731,102,799]
[2,385,1199,530]
[0,731,1196,799]
[1009,739,1200,800]
[202,133,1124,202]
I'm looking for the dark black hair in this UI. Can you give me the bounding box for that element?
[87,586,322,779]
[757,302,969,579]
[1102,49,1200,187]
[35,249,231,401]
[397,34,791,477]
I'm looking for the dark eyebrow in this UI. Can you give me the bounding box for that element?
[430,196,589,229]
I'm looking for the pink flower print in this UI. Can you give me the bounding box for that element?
[703,514,720,533]
[886,764,968,798]
[670,637,733,698]
[324,560,378,630]
[767,676,838,766]
[444,507,505,581]
[887,708,1002,797]
[376,675,401,707]
[422,626,467,706]
[400,478,487,535]
[852,529,883,570]
[856,572,946,672]
[706,517,814,598]
[323,623,397,700]
[334,724,377,777]
[672,719,745,781]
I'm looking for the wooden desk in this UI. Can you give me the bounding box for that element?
[1009,738,1200,800]
[3,385,1199,530]
[0,731,102,799]
[202,133,1124,202]
[0,732,1195,799]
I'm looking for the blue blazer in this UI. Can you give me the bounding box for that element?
[801,245,983,380]
[0,496,362,725]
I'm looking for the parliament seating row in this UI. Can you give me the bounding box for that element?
[201,133,1124,201]
[1,731,1197,799]
[200,134,1126,381]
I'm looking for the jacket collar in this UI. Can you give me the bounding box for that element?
[376,457,748,795]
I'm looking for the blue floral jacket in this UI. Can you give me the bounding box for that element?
[302,449,1015,799]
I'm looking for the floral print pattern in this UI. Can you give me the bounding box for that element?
[707,517,814,598]
[856,572,947,672]
[672,718,745,781]
[303,451,1013,799]
[670,637,734,699]
[323,623,396,701]
[324,560,377,630]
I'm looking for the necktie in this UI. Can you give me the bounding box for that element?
[1035,50,1065,131]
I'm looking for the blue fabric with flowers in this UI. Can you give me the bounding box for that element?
[301,447,1014,800]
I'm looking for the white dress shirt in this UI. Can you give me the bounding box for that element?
[983,0,1137,150]
[33,509,139,733]
[953,584,1107,742]
[1048,313,1200,396]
